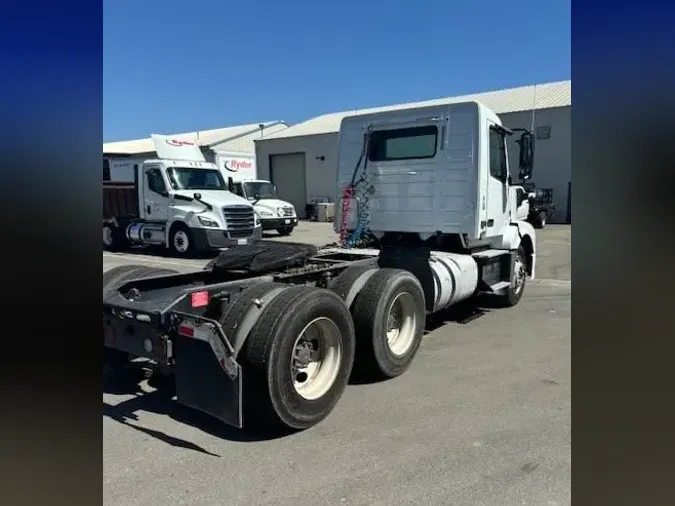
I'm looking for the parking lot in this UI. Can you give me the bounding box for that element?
[103,223,571,506]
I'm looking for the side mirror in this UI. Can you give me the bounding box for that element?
[227,177,234,192]
[516,131,535,181]
[193,192,202,200]
[254,193,261,200]
[516,191,527,207]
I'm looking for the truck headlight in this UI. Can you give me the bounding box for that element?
[198,216,219,227]
[276,207,285,217]
[257,209,274,217]
[254,214,261,227]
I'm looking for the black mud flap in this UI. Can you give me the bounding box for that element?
[173,328,243,428]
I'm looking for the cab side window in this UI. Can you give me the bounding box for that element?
[489,128,508,182]
[146,169,167,195]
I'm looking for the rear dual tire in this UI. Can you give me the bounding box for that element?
[331,267,426,381]
[103,223,130,251]
[208,284,356,431]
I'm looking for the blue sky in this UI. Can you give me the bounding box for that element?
[103,0,570,142]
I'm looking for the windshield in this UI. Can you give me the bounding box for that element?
[167,167,226,190]
[243,181,276,200]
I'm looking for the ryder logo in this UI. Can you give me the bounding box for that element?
[223,159,253,172]
[165,139,195,147]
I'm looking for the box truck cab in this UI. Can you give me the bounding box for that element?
[216,152,298,236]
[103,135,262,256]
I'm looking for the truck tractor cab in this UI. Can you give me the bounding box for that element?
[230,179,298,236]
[334,100,537,295]
[103,135,262,255]
[102,101,540,434]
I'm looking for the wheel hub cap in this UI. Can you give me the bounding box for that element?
[385,292,417,357]
[291,317,342,401]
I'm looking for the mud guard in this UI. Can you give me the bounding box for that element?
[172,314,243,428]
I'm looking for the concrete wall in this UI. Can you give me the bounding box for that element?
[255,106,571,222]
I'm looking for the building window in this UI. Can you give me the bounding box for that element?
[536,125,551,140]
[368,125,438,161]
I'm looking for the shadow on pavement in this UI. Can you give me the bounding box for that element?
[103,367,293,454]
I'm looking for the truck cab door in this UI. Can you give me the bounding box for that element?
[485,125,510,237]
[143,167,170,222]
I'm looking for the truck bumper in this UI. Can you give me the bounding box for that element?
[104,306,244,429]
[260,217,298,231]
[190,226,263,250]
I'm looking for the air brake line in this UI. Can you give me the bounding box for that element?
[339,131,371,247]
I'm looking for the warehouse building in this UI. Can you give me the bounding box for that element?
[103,121,289,180]
[255,80,571,222]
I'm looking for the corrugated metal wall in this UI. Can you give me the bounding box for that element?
[255,107,571,223]
[211,123,289,154]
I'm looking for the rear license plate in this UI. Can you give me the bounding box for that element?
[284,219,290,224]
[237,239,247,245]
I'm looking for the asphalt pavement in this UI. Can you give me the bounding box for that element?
[103,223,571,506]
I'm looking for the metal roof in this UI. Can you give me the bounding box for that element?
[259,80,570,141]
[104,121,286,155]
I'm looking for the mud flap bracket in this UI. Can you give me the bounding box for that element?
[171,312,243,428]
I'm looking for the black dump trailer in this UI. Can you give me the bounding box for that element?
[103,241,528,432]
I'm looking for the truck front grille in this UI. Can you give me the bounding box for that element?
[223,205,255,238]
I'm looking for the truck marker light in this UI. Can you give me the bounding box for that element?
[103,325,116,344]
[191,291,210,308]
[178,323,194,337]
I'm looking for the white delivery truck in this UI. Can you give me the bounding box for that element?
[103,101,537,432]
[215,151,299,236]
[103,135,262,256]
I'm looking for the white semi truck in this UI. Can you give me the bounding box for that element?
[103,101,536,432]
[215,151,299,236]
[103,135,262,256]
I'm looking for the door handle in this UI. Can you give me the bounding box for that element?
[146,205,151,214]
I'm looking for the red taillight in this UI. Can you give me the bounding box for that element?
[103,325,116,344]
[191,290,210,308]
[178,323,194,337]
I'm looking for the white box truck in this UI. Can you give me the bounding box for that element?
[215,151,299,236]
[103,135,262,256]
